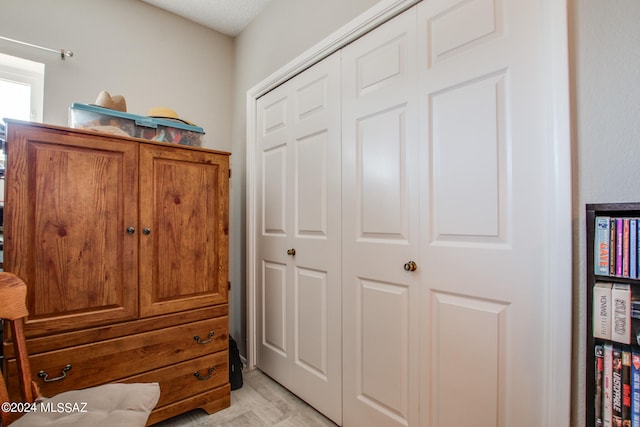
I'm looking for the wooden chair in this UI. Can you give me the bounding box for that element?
[0,272,161,426]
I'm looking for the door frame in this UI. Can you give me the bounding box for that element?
[245,0,572,424]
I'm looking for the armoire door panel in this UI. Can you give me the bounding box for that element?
[138,145,229,317]
[31,146,126,312]
[153,160,220,300]
[5,127,139,336]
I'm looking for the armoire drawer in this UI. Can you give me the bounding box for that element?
[6,316,228,397]
[123,350,228,408]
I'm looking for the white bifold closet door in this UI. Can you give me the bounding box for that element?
[255,0,570,425]
[341,7,421,427]
[255,53,342,425]
[416,0,562,424]
[342,0,568,425]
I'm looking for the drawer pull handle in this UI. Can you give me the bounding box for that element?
[194,330,215,344]
[194,367,215,381]
[38,364,72,383]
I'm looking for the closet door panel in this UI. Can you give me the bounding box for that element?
[431,73,507,241]
[296,132,328,237]
[358,279,410,417]
[257,82,293,375]
[342,7,420,427]
[358,106,409,239]
[256,52,342,425]
[262,261,287,355]
[263,145,288,235]
[417,0,568,425]
[295,267,329,377]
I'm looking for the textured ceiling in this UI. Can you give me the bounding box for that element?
[141,0,273,37]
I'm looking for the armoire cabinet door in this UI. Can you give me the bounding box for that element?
[4,123,139,336]
[138,144,229,317]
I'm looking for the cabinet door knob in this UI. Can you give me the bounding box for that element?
[403,261,417,272]
[143,228,151,235]
[127,227,135,234]
[287,248,296,256]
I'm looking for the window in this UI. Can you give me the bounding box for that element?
[0,52,44,122]
[0,53,44,204]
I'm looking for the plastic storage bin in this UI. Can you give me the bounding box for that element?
[69,103,204,147]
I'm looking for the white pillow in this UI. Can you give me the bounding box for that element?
[11,382,161,427]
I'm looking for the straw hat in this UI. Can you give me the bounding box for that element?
[148,106,195,126]
[94,91,127,112]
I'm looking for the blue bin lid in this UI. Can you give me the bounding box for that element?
[71,103,205,134]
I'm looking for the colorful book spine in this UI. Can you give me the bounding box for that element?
[632,219,638,279]
[624,350,633,425]
[632,351,640,427]
[597,344,605,427]
[625,219,631,278]
[605,343,614,427]
[618,218,625,277]
[614,348,624,426]
[595,283,613,340]
[637,219,640,281]
[612,219,618,277]
[613,283,632,344]
[596,216,612,276]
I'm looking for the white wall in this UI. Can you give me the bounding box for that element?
[0,0,233,151]
[571,1,640,426]
[230,0,381,355]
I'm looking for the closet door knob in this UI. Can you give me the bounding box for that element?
[143,228,151,235]
[287,248,296,256]
[127,227,135,234]
[404,261,417,272]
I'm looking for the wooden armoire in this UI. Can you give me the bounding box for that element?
[1,120,230,425]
